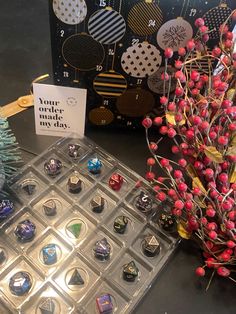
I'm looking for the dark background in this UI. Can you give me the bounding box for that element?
[0,1,236,313]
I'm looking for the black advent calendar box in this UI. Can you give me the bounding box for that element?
[49,0,236,128]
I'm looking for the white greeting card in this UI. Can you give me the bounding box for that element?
[33,83,87,137]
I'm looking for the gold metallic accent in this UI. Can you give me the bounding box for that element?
[0,74,49,118]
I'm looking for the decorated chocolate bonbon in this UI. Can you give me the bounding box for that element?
[9,271,32,296]
[90,195,105,213]
[96,293,113,314]
[68,143,80,158]
[14,219,36,242]
[159,212,176,232]
[44,158,62,177]
[109,173,124,191]
[87,157,102,174]
[135,191,153,214]
[42,244,57,265]
[123,261,139,282]
[142,235,160,257]
[67,175,82,194]
[113,216,129,234]
[43,199,57,216]
[0,200,14,220]
[93,238,111,261]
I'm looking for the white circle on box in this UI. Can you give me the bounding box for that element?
[53,0,87,25]
[121,42,162,78]
[156,17,193,51]
[88,8,126,45]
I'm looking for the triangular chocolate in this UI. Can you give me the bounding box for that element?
[67,223,82,238]
[146,235,159,247]
[68,269,84,286]
[22,183,36,195]
[39,298,55,314]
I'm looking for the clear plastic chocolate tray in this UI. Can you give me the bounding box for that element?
[0,136,179,314]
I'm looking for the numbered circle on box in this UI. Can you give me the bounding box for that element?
[185,51,209,75]
[156,17,193,51]
[147,66,177,94]
[62,34,105,70]
[89,107,114,126]
[116,88,155,117]
[121,42,162,78]
[128,0,163,36]
[93,71,127,98]
[203,3,232,39]
[88,8,126,45]
[53,0,87,25]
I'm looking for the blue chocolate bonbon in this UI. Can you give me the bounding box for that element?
[14,219,36,242]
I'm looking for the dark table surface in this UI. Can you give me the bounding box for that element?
[1,1,236,313]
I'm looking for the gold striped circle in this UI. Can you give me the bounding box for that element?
[185,51,210,75]
[128,1,163,36]
[93,71,127,98]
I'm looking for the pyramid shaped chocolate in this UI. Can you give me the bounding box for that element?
[22,183,36,195]
[67,223,82,238]
[39,298,55,314]
[68,269,84,286]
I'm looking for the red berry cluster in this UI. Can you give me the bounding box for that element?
[143,12,236,284]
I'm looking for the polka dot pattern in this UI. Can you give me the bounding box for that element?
[53,0,87,25]
[89,107,114,125]
[62,34,105,70]
[203,6,232,39]
[121,42,162,78]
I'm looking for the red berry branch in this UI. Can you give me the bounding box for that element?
[143,12,236,288]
